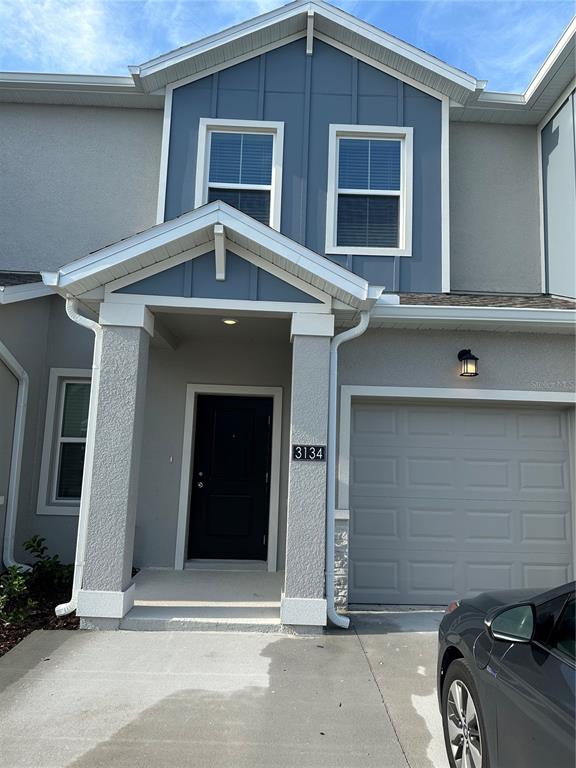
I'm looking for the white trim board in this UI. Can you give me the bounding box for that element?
[156,85,173,224]
[175,384,283,572]
[36,368,92,516]
[337,384,576,511]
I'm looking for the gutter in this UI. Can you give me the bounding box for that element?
[55,299,102,616]
[0,341,29,570]
[371,302,576,330]
[326,288,383,629]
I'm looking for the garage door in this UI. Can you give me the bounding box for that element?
[349,402,574,605]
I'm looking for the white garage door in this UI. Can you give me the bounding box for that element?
[349,402,574,605]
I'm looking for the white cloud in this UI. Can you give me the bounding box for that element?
[0,0,144,73]
[0,0,572,91]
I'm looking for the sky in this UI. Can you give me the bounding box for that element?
[0,0,573,93]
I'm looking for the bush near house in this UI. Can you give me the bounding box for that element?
[0,536,78,657]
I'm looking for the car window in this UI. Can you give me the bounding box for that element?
[549,598,576,661]
[534,594,570,644]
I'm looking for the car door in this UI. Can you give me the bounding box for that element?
[492,594,576,768]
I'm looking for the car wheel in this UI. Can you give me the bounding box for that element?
[441,659,490,768]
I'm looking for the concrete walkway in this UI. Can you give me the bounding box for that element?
[0,613,446,768]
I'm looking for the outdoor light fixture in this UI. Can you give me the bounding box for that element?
[458,349,479,377]
[222,318,238,325]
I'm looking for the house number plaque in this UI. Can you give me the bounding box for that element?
[292,445,326,461]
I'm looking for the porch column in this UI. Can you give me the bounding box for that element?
[77,304,153,627]
[281,313,334,628]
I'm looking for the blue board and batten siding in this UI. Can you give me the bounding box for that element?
[164,38,442,293]
[117,250,319,302]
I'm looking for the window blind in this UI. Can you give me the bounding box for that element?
[209,132,273,186]
[337,195,399,248]
[338,138,401,191]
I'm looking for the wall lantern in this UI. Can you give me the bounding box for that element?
[458,349,479,377]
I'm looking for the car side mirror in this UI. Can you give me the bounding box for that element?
[485,603,535,644]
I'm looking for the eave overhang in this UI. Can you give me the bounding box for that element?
[131,0,479,103]
[42,201,375,310]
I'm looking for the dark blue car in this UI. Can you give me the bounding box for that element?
[437,581,575,768]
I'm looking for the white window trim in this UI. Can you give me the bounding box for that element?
[37,368,91,516]
[325,124,413,257]
[194,118,284,231]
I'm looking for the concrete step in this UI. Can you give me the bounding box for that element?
[120,605,282,633]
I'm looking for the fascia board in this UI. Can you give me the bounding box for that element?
[525,18,576,104]
[371,303,576,328]
[0,283,54,304]
[135,0,477,96]
[135,1,310,78]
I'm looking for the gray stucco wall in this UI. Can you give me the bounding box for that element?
[166,38,443,292]
[450,123,541,294]
[134,330,292,569]
[284,335,330,600]
[83,325,149,593]
[0,104,162,272]
[339,327,575,392]
[541,91,576,299]
[0,296,93,563]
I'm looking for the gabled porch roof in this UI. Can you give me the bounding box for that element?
[42,201,378,310]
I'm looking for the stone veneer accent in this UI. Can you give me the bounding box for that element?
[334,519,349,608]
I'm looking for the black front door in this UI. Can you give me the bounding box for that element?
[188,395,273,560]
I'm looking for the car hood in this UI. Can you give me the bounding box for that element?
[462,588,541,615]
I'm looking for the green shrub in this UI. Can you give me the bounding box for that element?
[0,566,36,625]
[0,536,73,626]
[24,535,73,598]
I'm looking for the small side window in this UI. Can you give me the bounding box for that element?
[549,597,576,662]
[37,369,91,516]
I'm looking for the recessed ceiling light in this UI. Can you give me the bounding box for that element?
[222,318,238,325]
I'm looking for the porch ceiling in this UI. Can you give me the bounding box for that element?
[42,201,376,310]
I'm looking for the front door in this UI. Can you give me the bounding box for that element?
[188,395,273,560]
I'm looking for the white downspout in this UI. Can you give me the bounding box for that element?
[55,298,102,616]
[1,341,30,570]
[326,297,381,629]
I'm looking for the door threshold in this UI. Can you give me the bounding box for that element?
[185,559,268,572]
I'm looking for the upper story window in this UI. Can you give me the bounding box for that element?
[325,125,413,257]
[195,118,284,230]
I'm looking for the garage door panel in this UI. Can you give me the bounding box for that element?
[349,403,573,605]
[351,451,572,501]
[352,498,572,553]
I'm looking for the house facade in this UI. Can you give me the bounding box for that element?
[0,0,574,630]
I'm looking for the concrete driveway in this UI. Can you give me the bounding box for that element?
[0,611,446,768]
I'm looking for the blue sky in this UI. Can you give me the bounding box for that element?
[0,0,573,92]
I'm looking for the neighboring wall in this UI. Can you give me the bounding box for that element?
[541,90,576,299]
[165,37,443,292]
[450,123,541,294]
[136,328,292,568]
[0,104,162,272]
[0,296,93,563]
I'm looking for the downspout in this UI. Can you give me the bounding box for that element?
[326,293,382,628]
[1,341,29,570]
[55,298,102,616]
